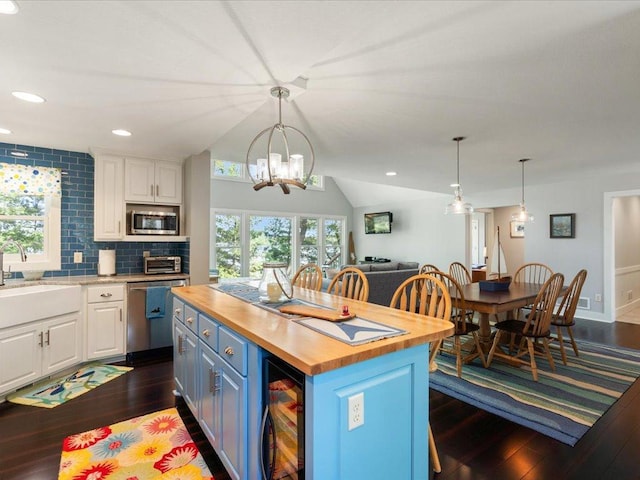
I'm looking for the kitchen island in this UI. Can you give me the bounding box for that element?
[172,284,453,480]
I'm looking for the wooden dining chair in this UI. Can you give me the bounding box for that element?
[551,269,587,364]
[449,261,472,286]
[513,262,553,284]
[389,273,451,475]
[419,263,440,275]
[291,263,323,291]
[327,267,369,302]
[486,272,565,381]
[428,271,487,377]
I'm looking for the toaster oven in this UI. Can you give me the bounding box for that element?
[144,256,181,275]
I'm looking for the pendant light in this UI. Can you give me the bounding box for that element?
[246,86,315,194]
[445,136,473,215]
[511,158,534,222]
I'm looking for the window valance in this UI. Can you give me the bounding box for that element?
[0,162,62,197]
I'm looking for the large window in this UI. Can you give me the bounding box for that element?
[212,210,346,279]
[0,162,61,271]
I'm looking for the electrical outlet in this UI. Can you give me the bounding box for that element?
[73,251,82,263]
[348,392,364,431]
[595,293,602,302]
[143,251,150,257]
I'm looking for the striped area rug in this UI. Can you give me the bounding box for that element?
[429,340,640,445]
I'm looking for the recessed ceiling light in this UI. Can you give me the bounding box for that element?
[0,1,19,15]
[0,127,11,135]
[10,151,28,157]
[12,91,46,103]
[386,171,397,176]
[112,129,132,137]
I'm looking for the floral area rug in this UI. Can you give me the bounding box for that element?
[58,407,214,480]
[7,363,132,408]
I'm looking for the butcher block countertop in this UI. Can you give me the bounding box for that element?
[172,284,454,376]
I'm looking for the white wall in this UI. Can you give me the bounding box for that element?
[613,196,640,316]
[184,150,211,285]
[352,192,466,270]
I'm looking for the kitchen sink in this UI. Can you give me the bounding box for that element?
[0,284,81,329]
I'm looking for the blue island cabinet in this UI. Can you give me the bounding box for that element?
[172,295,430,480]
[305,345,429,479]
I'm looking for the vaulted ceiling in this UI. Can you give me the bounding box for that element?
[2,1,639,195]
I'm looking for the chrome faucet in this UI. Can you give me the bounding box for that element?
[0,240,28,286]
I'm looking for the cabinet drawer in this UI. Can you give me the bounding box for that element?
[184,304,198,333]
[87,284,125,303]
[172,297,184,322]
[199,313,219,352]
[219,326,247,376]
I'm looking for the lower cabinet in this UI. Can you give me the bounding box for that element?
[0,312,81,394]
[86,284,125,360]
[172,296,258,480]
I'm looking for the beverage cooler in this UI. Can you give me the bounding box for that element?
[261,357,305,480]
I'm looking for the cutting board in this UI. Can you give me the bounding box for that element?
[279,304,356,322]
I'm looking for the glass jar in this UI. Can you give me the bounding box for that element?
[258,262,293,303]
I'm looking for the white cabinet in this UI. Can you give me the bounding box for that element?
[94,155,125,240]
[86,284,125,360]
[0,312,81,394]
[125,157,182,205]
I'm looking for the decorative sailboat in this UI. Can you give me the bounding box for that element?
[479,226,512,291]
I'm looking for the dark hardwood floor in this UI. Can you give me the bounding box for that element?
[0,319,639,480]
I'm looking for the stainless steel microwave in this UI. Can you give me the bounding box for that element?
[130,210,178,235]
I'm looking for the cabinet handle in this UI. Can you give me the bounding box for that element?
[202,329,210,337]
[213,370,221,394]
[178,335,184,354]
[174,308,181,315]
[118,220,121,234]
[38,331,44,347]
[151,184,154,196]
[156,184,159,196]
[224,346,234,356]
[209,367,215,393]
[186,316,194,324]
[119,309,123,322]
[100,292,113,298]
[45,330,50,346]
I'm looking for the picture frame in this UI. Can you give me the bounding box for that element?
[550,213,575,238]
[510,220,525,238]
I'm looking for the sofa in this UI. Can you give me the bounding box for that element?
[324,261,420,306]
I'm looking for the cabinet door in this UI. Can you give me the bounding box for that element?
[183,327,198,415]
[94,155,124,240]
[42,313,81,375]
[173,318,186,393]
[218,360,247,480]
[198,342,221,450]
[87,301,124,359]
[155,161,182,204]
[124,157,155,202]
[0,322,42,394]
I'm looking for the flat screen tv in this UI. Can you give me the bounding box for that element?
[364,211,393,234]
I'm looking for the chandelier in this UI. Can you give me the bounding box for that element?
[445,136,473,215]
[246,86,315,194]
[511,158,534,222]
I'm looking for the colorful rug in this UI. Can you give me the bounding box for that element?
[7,363,132,408]
[58,407,214,480]
[429,340,640,446]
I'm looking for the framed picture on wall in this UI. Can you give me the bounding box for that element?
[510,220,525,238]
[550,213,575,238]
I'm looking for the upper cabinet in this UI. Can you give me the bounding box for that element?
[124,158,182,205]
[94,155,125,241]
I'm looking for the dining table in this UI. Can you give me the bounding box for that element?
[455,281,551,350]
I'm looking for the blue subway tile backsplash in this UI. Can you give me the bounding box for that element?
[0,142,189,279]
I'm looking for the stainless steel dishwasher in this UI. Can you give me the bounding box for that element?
[126,278,188,364]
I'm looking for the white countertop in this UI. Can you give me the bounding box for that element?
[1,273,190,289]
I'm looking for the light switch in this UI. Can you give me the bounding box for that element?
[73,251,83,263]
